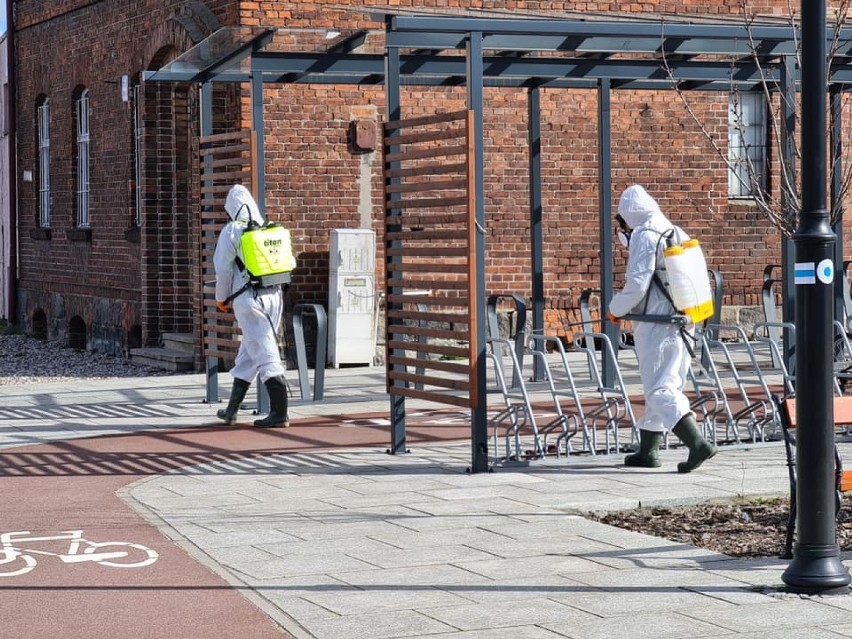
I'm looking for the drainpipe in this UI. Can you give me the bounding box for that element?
[5,0,16,326]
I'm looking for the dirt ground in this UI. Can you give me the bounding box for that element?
[588,496,852,558]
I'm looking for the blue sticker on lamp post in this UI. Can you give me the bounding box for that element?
[794,262,815,285]
[817,258,834,284]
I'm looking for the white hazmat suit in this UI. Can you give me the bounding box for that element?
[608,185,692,434]
[213,185,289,428]
[214,185,286,386]
[609,185,716,472]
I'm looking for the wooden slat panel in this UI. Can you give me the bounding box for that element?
[384,144,467,164]
[385,178,467,195]
[203,335,242,346]
[385,161,467,179]
[386,229,468,241]
[386,195,468,210]
[388,370,470,391]
[200,142,252,156]
[384,109,467,131]
[201,184,240,195]
[201,332,241,342]
[203,338,240,348]
[387,309,469,324]
[388,356,469,375]
[387,262,468,274]
[385,127,466,147]
[387,278,468,291]
[200,130,249,145]
[387,294,466,307]
[204,334,241,344]
[387,247,468,258]
[383,108,475,414]
[388,324,469,340]
[200,130,253,364]
[387,339,468,358]
[201,156,252,169]
[387,385,472,408]
[199,169,251,183]
[385,213,468,227]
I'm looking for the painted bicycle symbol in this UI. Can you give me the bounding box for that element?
[0,530,159,577]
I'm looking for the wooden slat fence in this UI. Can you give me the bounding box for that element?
[200,130,255,364]
[383,110,477,408]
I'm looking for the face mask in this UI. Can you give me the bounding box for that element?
[228,202,248,221]
[615,214,631,248]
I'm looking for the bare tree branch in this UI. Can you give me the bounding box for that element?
[661,1,852,239]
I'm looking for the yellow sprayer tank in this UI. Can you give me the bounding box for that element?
[663,238,714,323]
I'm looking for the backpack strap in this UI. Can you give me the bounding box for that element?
[224,219,258,303]
[223,281,251,304]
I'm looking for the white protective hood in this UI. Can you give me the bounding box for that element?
[617,184,662,230]
[225,184,265,225]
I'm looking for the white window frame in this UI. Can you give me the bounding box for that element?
[133,84,143,227]
[728,92,768,198]
[76,89,90,228]
[37,99,50,228]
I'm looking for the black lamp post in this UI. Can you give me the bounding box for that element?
[782,0,851,594]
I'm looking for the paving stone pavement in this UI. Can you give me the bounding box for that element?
[3,360,852,638]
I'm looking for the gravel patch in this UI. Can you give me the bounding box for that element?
[0,334,180,385]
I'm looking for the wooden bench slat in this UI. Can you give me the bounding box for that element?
[841,471,852,493]
[780,396,852,428]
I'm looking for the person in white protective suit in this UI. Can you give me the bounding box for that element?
[607,185,716,472]
[214,184,289,428]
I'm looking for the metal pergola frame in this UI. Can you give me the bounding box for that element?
[145,11,852,472]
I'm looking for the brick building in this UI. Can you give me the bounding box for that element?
[0,32,9,323]
[7,1,851,366]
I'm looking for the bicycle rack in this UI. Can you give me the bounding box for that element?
[579,288,600,338]
[698,268,724,371]
[580,288,628,356]
[486,293,527,388]
[761,267,785,369]
[293,303,327,402]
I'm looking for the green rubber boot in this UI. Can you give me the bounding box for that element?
[672,413,717,473]
[624,430,663,468]
[216,378,251,425]
[254,376,290,429]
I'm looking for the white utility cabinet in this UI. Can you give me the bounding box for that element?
[328,229,376,367]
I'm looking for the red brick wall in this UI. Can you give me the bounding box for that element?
[250,1,850,343]
[12,0,852,359]
[14,0,236,353]
[257,81,797,339]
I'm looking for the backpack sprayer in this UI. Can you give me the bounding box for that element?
[239,221,297,287]
[620,229,715,357]
[662,235,714,323]
[224,219,297,303]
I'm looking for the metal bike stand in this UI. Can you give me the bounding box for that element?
[293,303,327,402]
[701,268,724,370]
[486,293,527,387]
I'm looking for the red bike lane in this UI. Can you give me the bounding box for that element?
[0,413,472,639]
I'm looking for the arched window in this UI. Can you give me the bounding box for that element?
[37,96,50,227]
[75,87,90,227]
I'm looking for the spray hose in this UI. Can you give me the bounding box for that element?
[620,313,696,358]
